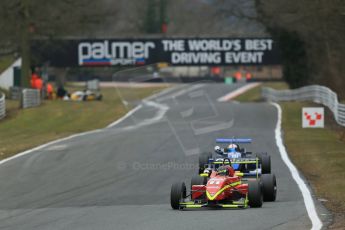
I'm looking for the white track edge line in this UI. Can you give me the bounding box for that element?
[145,85,181,101]
[108,85,180,128]
[107,105,143,128]
[0,87,173,165]
[217,83,261,102]
[0,84,190,165]
[0,129,103,165]
[271,102,322,230]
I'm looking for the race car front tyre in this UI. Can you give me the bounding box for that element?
[248,180,263,208]
[191,175,207,188]
[171,182,186,210]
[261,174,277,201]
[198,152,211,174]
[191,175,207,199]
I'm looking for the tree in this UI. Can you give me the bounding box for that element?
[144,0,158,33]
[0,0,109,87]
[255,0,345,98]
[166,0,266,36]
[159,0,168,33]
[143,0,169,34]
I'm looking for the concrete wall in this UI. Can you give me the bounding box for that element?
[160,66,209,77]
[0,58,21,90]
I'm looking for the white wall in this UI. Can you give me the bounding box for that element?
[160,66,209,77]
[0,58,21,90]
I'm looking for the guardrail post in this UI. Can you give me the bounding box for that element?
[0,93,5,120]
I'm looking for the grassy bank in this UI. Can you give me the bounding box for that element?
[0,86,165,160]
[236,82,345,229]
[235,82,289,102]
[0,55,15,73]
[281,102,345,229]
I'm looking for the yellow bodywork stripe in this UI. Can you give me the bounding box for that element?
[232,200,248,206]
[235,172,244,176]
[256,159,259,178]
[219,204,243,208]
[179,202,195,205]
[185,204,203,208]
[199,173,209,177]
[206,181,241,200]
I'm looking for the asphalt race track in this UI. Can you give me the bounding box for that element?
[0,83,327,230]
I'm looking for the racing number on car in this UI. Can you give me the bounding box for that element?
[209,180,221,185]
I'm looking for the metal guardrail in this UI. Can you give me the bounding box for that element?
[21,89,41,109]
[262,85,345,127]
[9,86,23,100]
[0,93,5,119]
[87,79,100,91]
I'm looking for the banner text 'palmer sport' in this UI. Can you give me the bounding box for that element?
[31,38,281,67]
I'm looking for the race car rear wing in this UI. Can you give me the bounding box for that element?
[210,158,258,164]
[216,138,252,144]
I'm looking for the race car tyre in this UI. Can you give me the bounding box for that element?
[198,152,211,174]
[256,152,267,161]
[171,182,186,210]
[261,155,271,174]
[191,175,207,199]
[261,174,277,201]
[191,175,207,188]
[248,180,263,208]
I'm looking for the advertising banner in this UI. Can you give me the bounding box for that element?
[31,38,281,67]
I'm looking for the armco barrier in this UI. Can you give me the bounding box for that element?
[262,85,345,127]
[9,86,23,100]
[21,89,41,109]
[0,93,5,119]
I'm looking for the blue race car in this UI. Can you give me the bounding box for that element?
[198,138,271,177]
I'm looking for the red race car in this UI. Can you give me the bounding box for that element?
[171,164,262,209]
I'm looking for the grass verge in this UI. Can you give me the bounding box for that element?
[235,82,289,102]
[235,82,345,229]
[0,55,15,73]
[0,86,166,160]
[281,102,345,229]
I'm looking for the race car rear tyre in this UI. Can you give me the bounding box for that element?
[256,152,267,161]
[248,180,263,208]
[261,174,277,201]
[198,152,211,174]
[260,155,271,174]
[171,182,187,210]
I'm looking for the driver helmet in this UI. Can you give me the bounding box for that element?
[228,144,237,153]
[217,166,229,176]
[214,146,222,154]
[203,168,210,174]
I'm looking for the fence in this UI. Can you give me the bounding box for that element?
[9,86,22,100]
[21,89,41,109]
[0,93,5,119]
[87,79,100,91]
[262,85,345,127]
